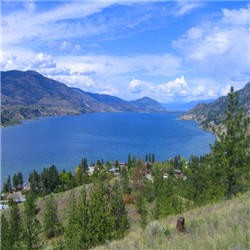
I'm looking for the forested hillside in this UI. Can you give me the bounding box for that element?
[182,83,250,130]
[1,70,167,126]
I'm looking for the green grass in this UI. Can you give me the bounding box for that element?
[95,192,250,250]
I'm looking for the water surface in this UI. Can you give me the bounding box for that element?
[1,113,215,181]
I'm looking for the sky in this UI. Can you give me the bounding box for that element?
[1,0,250,103]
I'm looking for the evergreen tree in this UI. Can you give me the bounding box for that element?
[29,170,40,192]
[40,168,49,194]
[17,172,23,188]
[43,194,61,238]
[9,199,21,249]
[13,174,18,190]
[135,194,147,229]
[48,165,60,192]
[153,196,161,220]
[87,183,113,245]
[127,154,133,169]
[152,153,155,163]
[210,86,250,198]
[184,155,211,205]
[148,153,152,163]
[1,214,11,249]
[120,167,129,194]
[64,191,84,250]
[22,191,42,250]
[110,181,129,238]
[3,175,12,193]
[75,158,89,186]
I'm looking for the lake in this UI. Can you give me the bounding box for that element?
[1,113,215,181]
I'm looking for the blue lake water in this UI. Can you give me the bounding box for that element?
[1,113,215,181]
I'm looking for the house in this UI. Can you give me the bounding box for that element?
[146,174,153,182]
[88,166,95,175]
[163,173,169,179]
[7,191,26,203]
[0,204,9,210]
[108,167,120,176]
[119,162,126,167]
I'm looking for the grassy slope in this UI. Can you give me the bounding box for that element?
[95,192,250,250]
[3,187,249,249]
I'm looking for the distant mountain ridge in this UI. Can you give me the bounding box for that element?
[162,99,214,112]
[182,83,250,129]
[1,70,167,126]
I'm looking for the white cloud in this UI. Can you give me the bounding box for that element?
[30,53,56,68]
[1,2,249,103]
[128,79,145,93]
[173,4,250,89]
[55,53,181,78]
[174,1,204,17]
[153,76,189,97]
[125,76,226,102]
[222,7,250,26]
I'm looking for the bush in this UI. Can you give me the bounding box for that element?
[124,194,136,204]
[145,221,169,238]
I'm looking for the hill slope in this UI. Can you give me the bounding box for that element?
[1,70,167,126]
[95,192,250,250]
[182,83,250,129]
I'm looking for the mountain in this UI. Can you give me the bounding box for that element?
[182,83,250,129]
[162,99,214,112]
[130,97,167,113]
[1,70,167,126]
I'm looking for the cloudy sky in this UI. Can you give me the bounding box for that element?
[1,0,250,103]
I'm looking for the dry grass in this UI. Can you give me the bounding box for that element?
[95,192,250,250]
[2,187,249,250]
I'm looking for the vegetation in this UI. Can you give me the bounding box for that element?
[183,82,250,130]
[95,192,250,250]
[1,86,249,249]
[42,194,62,239]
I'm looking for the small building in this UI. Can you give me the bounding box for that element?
[119,162,126,167]
[7,192,26,203]
[88,166,95,175]
[163,173,168,179]
[0,204,9,210]
[109,167,120,176]
[146,174,153,182]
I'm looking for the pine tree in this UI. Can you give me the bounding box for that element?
[1,214,12,249]
[64,191,82,249]
[152,153,155,163]
[3,175,12,193]
[22,191,43,250]
[110,181,129,238]
[88,183,113,245]
[17,172,23,189]
[120,167,129,194]
[184,155,210,205]
[135,194,147,229]
[13,174,18,190]
[43,194,61,238]
[29,170,40,192]
[9,199,22,248]
[211,86,250,198]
